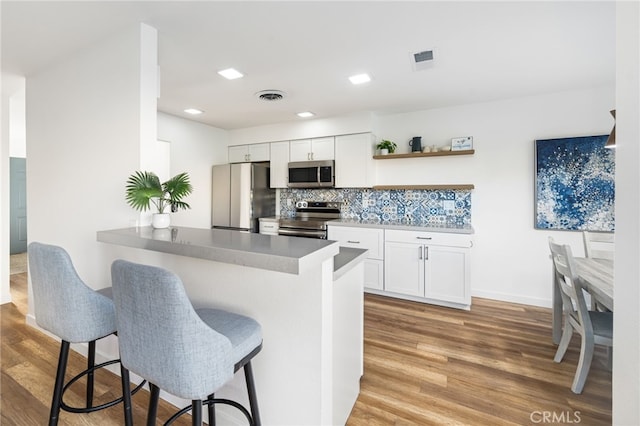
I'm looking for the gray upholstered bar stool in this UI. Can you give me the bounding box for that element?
[111,259,262,426]
[28,242,142,425]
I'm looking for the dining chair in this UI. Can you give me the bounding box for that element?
[582,231,615,260]
[548,237,613,394]
[111,259,262,426]
[28,242,143,425]
[582,231,614,311]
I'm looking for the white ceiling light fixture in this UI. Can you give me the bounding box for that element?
[297,111,315,118]
[349,73,371,85]
[184,108,204,115]
[217,68,244,80]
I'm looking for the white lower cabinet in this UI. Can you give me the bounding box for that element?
[384,229,472,310]
[328,225,384,290]
[329,225,472,309]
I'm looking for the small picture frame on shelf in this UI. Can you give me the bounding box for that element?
[451,136,473,151]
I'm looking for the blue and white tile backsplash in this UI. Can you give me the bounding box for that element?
[280,188,472,226]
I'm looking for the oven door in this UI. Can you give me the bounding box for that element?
[278,228,327,239]
[288,160,334,188]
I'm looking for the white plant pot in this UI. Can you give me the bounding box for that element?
[152,213,170,229]
[380,148,389,155]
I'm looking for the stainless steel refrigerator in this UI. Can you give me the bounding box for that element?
[211,162,276,232]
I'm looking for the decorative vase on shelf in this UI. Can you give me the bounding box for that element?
[152,213,170,229]
[380,148,389,155]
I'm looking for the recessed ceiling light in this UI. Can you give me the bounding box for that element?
[218,68,244,80]
[349,73,371,85]
[297,111,315,118]
[184,108,203,115]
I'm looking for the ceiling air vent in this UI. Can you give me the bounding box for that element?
[411,49,435,71]
[255,90,286,101]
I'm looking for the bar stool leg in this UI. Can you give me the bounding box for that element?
[49,341,70,426]
[147,383,160,426]
[207,393,215,426]
[192,400,202,426]
[244,361,261,426]
[120,366,133,426]
[86,340,96,409]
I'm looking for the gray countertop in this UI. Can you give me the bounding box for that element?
[97,226,341,275]
[333,247,368,280]
[327,218,474,234]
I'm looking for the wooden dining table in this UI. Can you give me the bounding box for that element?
[552,258,614,344]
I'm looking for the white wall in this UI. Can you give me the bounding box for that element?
[376,87,615,307]
[26,23,158,314]
[158,112,228,228]
[229,111,375,145]
[612,1,640,424]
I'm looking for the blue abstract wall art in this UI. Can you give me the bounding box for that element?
[535,135,615,231]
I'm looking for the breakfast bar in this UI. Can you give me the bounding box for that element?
[97,226,367,425]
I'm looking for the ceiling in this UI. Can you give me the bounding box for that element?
[2,1,616,130]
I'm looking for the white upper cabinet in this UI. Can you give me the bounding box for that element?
[335,133,375,188]
[289,137,335,162]
[229,143,270,163]
[269,141,290,188]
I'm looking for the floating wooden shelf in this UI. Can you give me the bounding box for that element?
[373,149,475,160]
[372,184,475,191]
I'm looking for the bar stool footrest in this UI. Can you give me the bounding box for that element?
[60,358,146,414]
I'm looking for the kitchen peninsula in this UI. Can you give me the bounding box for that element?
[97,226,367,425]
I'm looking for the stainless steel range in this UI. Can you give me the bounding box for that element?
[278,201,341,239]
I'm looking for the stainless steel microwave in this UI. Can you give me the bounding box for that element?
[288,160,335,188]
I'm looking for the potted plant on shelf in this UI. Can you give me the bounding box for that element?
[125,171,193,228]
[376,139,397,155]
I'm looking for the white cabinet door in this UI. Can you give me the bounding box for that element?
[364,259,384,291]
[328,225,385,290]
[229,143,270,163]
[310,137,335,160]
[384,241,424,297]
[289,139,312,161]
[290,137,335,161]
[425,245,470,305]
[270,141,289,188]
[248,143,270,162]
[335,133,374,188]
[228,145,249,163]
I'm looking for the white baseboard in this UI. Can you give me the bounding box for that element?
[471,289,552,308]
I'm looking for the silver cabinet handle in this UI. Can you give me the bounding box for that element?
[347,240,360,244]
[416,236,432,240]
[425,246,429,260]
[419,246,423,260]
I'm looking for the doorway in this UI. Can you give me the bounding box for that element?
[10,157,27,254]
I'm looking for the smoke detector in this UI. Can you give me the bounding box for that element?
[255,90,286,101]
[410,49,435,71]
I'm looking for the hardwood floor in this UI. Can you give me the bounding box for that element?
[2,272,611,425]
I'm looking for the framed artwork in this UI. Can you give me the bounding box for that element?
[451,136,473,151]
[535,135,615,231]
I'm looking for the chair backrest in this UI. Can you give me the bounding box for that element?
[110,260,234,400]
[583,231,615,260]
[28,242,116,343]
[548,237,592,335]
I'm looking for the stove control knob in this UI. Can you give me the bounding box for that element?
[296,201,308,209]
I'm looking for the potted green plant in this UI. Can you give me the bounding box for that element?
[376,139,397,155]
[125,171,193,228]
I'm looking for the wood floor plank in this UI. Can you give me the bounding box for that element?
[3,273,611,425]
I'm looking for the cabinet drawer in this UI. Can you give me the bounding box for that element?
[259,219,279,235]
[385,229,472,248]
[328,226,384,260]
